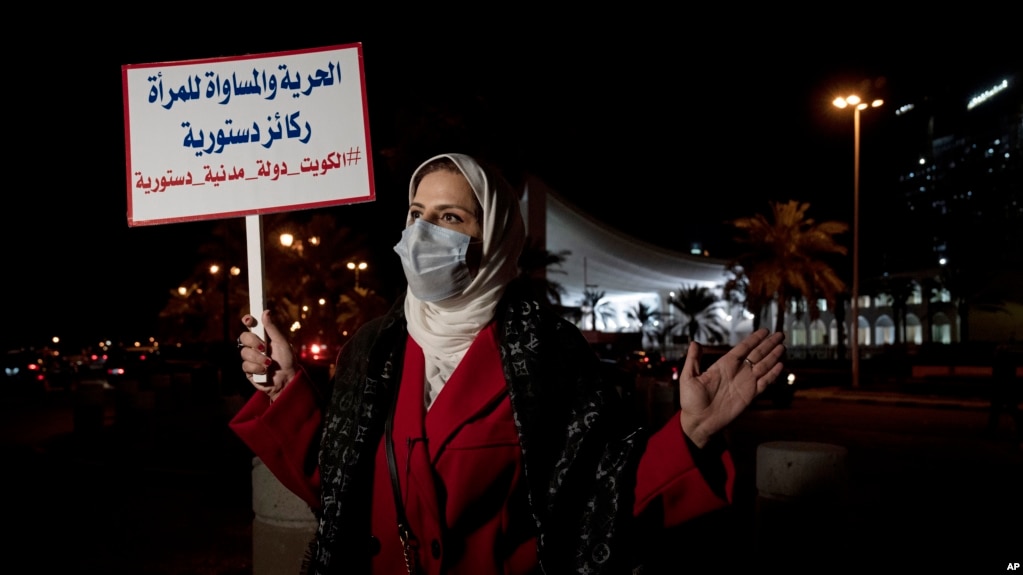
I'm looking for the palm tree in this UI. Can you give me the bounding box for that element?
[670,284,727,344]
[517,238,570,308]
[580,289,616,331]
[625,301,662,350]
[872,275,916,345]
[651,319,679,353]
[726,200,848,334]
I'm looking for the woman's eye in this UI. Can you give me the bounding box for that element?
[409,211,421,220]
[442,213,463,223]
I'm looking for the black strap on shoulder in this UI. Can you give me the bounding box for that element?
[384,384,419,574]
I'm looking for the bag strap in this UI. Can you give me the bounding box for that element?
[384,385,419,575]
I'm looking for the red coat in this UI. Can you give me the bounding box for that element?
[231,323,735,574]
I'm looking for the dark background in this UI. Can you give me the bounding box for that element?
[6,11,1019,351]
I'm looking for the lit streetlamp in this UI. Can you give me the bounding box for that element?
[347,261,368,290]
[833,94,883,388]
[210,264,242,344]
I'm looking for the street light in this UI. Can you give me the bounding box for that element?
[347,261,368,290]
[210,264,242,345]
[833,94,883,388]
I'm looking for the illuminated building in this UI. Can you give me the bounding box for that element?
[862,69,1022,345]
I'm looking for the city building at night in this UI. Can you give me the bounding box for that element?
[522,176,749,358]
[876,69,1020,345]
[779,70,1022,354]
[526,70,1021,358]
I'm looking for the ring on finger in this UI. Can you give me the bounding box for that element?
[237,337,245,349]
[743,357,755,369]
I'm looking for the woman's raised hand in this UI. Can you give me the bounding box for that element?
[238,310,296,402]
[677,329,786,448]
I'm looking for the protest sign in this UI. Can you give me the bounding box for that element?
[122,43,373,227]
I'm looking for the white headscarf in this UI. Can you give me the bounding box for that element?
[402,153,526,408]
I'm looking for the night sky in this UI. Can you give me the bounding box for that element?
[6,12,1019,351]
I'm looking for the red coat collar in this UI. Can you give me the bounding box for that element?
[401,322,507,463]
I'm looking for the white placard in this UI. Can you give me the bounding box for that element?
[122,43,374,227]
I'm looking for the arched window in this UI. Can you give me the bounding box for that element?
[810,319,827,346]
[875,315,895,345]
[791,321,807,347]
[906,313,923,344]
[858,316,870,345]
[932,312,952,344]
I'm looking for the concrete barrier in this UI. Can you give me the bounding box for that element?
[251,457,318,575]
[755,441,850,568]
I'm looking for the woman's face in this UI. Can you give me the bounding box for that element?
[409,169,483,240]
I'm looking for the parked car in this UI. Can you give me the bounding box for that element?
[298,339,340,380]
[41,355,75,391]
[614,350,667,377]
[3,349,48,397]
[103,346,165,385]
[81,348,111,374]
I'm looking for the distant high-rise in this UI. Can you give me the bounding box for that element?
[843,69,1023,345]
[884,71,1021,275]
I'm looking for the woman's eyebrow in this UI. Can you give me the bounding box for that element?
[409,201,475,213]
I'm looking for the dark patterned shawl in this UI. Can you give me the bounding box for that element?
[305,284,647,574]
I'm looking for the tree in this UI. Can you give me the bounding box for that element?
[517,238,570,308]
[872,275,916,345]
[625,301,662,350]
[580,289,616,332]
[157,220,249,345]
[670,284,727,345]
[726,200,848,334]
[334,288,392,344]
[651,319,679,353]
[158,213,381,346]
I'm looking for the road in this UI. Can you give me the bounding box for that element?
[629,380,1022,574]
[694,398,1021,573]
[1,384,254,575]
[2,385,1020,574]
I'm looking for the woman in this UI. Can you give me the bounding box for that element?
[231,153,786,574]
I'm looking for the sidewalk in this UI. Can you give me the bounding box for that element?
[795,384,996,411]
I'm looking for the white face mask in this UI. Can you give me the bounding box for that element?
[393,219,475,302]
